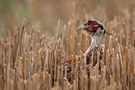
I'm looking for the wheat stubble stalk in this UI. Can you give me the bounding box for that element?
[0,6,135,90]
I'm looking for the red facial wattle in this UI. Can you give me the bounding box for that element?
[91,25,99,31]
[87,20,99,31]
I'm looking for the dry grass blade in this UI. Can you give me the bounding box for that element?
[0,1,135,90]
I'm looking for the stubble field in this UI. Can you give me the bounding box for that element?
[0,0,135,90]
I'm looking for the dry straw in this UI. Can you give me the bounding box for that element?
[0,7,135,90]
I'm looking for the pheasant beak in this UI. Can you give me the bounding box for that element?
[77,23,94,33]
[77,24,89,30]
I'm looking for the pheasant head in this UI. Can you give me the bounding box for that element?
[77,20,106,55]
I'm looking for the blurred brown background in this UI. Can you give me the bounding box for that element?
[0,0,135,36]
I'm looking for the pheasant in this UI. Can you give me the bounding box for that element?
[77,20,106,66]
[62,19,110,82]
[52,20,111,85]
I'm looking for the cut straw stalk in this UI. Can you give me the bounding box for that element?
[0,7,135,90]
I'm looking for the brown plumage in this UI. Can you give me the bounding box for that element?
[50,20,110,87]
[61,20,107,83]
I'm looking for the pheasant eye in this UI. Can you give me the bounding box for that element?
[92,21,97,25]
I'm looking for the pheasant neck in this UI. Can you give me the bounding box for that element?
[85,33,105,55]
